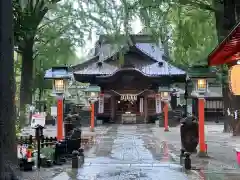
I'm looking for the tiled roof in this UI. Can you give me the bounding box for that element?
[74,62,118,75]
[74,61,185,76]
[98,44,122,61]
[74,42,185,76]
[135,43,164,62]
[71,56,98,71]
[141,62,185,76]
[135,43,185,75]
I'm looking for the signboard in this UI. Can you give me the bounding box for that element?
[51,106,57,116]
[155,94,162,114]
[98,94,104,113]
[31,113,45,128]
[17,144,28,158]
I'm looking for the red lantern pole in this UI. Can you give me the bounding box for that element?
[90,102,95,132]
[57,97,63,140]
[198,97,207,157]
[164,102,169,132]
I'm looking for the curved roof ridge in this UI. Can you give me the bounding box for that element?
[96,67,152,78]
[135,43,185,75]
[74,61,118,75]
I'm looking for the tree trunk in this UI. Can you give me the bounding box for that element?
[0,0,21,178]
[223,1,240,135]
[213,0,231,132]
[213,0,225,41]
[236,1,240,21]
[222,85,233,132]
[223,0,237,30]
[213,0,240,134]
[19,39,34,126]
[39,88,43,101]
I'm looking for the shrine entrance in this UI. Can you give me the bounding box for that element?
[115,99,138,123]
[113,94,140,123]
[116,99,138,114]
[73,34,186,124]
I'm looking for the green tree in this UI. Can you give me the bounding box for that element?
[136,0,240,134]
[14,0,86,125]
[33,38,78,101]
[13,0,62,124]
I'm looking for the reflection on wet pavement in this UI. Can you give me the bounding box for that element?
[197,168,240,180]
[189,152,240,180]
[67,125,199,180]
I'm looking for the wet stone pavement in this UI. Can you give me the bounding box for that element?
[54,125,200,180]
[152,126,240,180]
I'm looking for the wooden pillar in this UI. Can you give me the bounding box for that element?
[111,95,116,121]
[144,94,148,123]
[90,103,95,131]
[198,98,207,156]
[57,97,63,140]
[164,102,169,131]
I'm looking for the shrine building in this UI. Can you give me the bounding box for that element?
[73,35,186,123]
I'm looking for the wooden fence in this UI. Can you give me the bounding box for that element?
[192,97,224,121]
[17,135,90,149]
[17,136,57,148]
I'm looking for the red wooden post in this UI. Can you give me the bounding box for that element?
[164,102,169,132]
[57,98,63,141]
[90,103,95,131]
[198,98,206,156]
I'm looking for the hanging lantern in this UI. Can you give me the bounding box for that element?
[229,64,240,95]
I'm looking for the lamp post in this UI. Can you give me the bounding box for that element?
[195,78,208,157]
[54,79,66,140]
[84,85,100,132]
[160,91,171,132]
[44,66,71,140]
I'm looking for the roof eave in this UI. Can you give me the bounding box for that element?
[72,56,99,70]
[208,21,240,66]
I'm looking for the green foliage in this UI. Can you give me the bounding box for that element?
[133,0,218,68]
[40,147,55,160]
[170,7,217,66]
[215,65,229,85]
[14,0,83,98]
[13,0,222,95]
[13,0,61,46]
[16,124,21,136]
[73,0,219,69]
